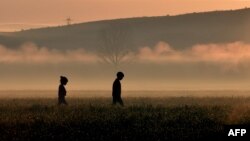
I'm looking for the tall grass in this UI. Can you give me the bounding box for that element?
[0,97,249,141]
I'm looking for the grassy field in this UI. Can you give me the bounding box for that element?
[0,95,250,141]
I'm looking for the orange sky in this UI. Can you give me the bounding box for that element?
[1,0,250,25]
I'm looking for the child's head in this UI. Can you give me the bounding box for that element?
[116,72,124,80]
[60,76,68,85]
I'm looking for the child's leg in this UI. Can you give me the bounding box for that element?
[58,97,62,105]
[63,97,68,105]
[112,96,117,105]
[58,96,67,105]
[118,97,124,106]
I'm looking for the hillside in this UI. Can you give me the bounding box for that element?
[1,8,250,51]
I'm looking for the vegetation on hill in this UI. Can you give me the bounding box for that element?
[1,8,250,51]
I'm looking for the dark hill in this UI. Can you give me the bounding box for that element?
[1,8,250,50]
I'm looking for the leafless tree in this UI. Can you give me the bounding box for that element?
[97,23,133,68]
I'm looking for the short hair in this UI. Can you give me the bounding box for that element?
[117,72,124,77]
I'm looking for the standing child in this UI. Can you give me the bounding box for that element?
[58,76,68,105]
[112,72,124,106]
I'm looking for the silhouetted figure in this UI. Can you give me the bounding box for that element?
[112,72,124,106]
[58,76,68,105]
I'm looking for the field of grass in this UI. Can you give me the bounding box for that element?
[0,95,250,141]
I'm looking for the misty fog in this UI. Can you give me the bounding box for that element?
[1,41,250,90]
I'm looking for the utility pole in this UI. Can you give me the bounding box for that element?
[66,17,72,26]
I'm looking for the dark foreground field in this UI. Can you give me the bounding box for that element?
[0,97,250,141]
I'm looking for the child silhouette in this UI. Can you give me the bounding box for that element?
[58,76,68,105]
[112,72,124,106]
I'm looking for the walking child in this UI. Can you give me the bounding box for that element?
[112,72,124,106]
[58,76,68,105]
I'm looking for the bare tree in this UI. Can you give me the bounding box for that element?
[97,23,133,68]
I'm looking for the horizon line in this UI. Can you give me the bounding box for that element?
[0,7,249,33]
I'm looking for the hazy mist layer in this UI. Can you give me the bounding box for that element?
[1,41,250,90]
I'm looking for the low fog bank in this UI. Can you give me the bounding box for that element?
[1,62,250,91]
[1,41,250,91]
[2,41,250,67]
